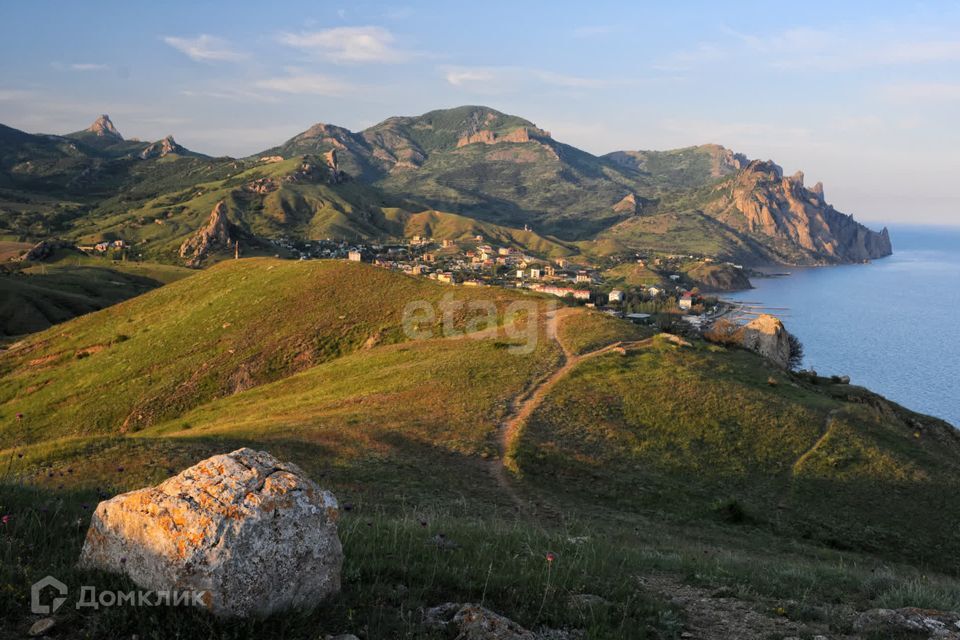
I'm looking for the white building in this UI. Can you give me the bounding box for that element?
[608,289,625,304]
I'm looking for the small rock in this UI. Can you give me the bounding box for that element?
[28,618,55,637]
[424,602,582,639]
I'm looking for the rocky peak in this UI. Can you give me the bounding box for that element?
[699,144,749,176]
[140,135,186,159]
[87,114,122,140]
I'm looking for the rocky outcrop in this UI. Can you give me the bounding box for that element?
[283,159,327,184]
[324,149,344,183]
[707,160,892,264]
[86,114,123,141]
[179,201,234,267]
[139,135,186,159]
[612,193,640,214]
[456,127,551,148]
[705,314,793,368]
[78,448,343,618]
[853,608,960,639]
[17,239,82,262]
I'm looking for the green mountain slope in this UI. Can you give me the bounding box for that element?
[2,108,892,266]
[0,258,543,442]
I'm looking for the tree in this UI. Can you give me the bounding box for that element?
[787,333,804,370]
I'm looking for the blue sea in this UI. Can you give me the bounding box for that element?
[725,225,960,427]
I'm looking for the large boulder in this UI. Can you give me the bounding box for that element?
[78,448,342,618]
[705,314,793,369]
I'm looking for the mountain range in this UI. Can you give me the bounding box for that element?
[0,106,891,266]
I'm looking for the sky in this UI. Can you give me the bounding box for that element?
[1,0,959,226]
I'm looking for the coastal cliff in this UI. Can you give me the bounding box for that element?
[706,160,892,264]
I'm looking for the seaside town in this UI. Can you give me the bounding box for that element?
[254,234,736,332]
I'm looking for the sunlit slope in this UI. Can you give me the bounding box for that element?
[0,258,540,446]
[514,336,960,565]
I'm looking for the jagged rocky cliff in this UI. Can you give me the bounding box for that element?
[704,160,892,264]
[179,201,234,267]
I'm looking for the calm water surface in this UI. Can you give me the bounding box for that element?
[726,225,960,427]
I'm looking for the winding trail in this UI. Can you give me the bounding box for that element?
[778,407,841,510]
[487,308,653,514]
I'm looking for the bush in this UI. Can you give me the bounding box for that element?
[787,333,804,370]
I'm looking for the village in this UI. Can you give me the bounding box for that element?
[266,234,731,333]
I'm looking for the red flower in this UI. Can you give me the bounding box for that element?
[545,551,557,564]
[1,515,10,525]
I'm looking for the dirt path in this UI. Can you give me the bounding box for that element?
[487,308,652,514]
[778,408,840,510]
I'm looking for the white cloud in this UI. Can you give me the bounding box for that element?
[445,68,498,87]
[162,34,247,62]
[279,26,411,63]
[652,43,726,71]
[255,72,358,96]
[443,65,629,94]
[659,25,960,73]
[71,63,108,71]
[180,88,279,104]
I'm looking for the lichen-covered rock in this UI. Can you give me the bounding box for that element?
[78,448,342,618]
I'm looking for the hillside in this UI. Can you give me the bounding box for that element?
[3,262,960,638]
[0,253,191,336]
[1,108,891,267]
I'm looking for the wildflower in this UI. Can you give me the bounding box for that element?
[15,412,23,420]
[117,466,125,473]
[16,453,23,459]
[546,551,557,564]
[1,515,10,525]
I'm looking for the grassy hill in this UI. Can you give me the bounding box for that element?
[2,263,960,638]
[0,254,191,336]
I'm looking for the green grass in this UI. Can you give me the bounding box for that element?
[556,309,653,355]
[515,337,960,567]
[0,256,192,336]
[0,481,676,640]
[3,255,960,638]
[0,258,552,445]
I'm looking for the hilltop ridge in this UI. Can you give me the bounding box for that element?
[0,106,891,266]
